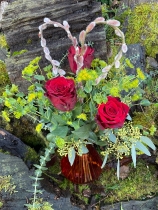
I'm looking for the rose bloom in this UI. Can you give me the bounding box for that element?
[68,46,94,74]
[96,96,129,129]
[45,77,77,111]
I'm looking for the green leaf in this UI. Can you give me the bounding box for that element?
[68,147,76,166]
[140,136,156,150]
[101,154,108,168]
[109,132,116,143]
[52,114,66,125]
[89,100,95,118]
[72,102,82,117]
[51,126,69,138]
[84,80,93,93]
[72,124,91,139]
[16,92,25,97]
[140,99,151,106]
[89,131,98,142]
[135,141,151,156]
[131,144,136,168]
[45,108,52,120]
[34,75,45,81]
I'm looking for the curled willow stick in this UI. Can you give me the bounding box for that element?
[38,17,127,83]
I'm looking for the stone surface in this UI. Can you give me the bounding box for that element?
[0,48,7,61]
[0,152,81,210]
[101,198,158,210]
[0,151,158,210]
[125,44,146,74]
[1,0,107,92]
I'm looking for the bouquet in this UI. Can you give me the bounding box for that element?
[0,16,156,208]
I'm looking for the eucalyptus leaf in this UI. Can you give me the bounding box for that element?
[126,113,132,121]
[140,136,156,150]
[131,144,136,167]
[109,132,116,143]
[117,159,120,180]
[101,154,108,168]
[68,147,76,166]
[79,144,89,154]
[135,141,151,156]
[140,99,151,106]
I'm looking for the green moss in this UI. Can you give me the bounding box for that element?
[98,160,158,203]
[132,104,158,130]
[24,147,39,162]
[0,175,16,194]
[125,3,158,58]
[0,61,11,95]
[0,34,8,49]
[0,201,3,208]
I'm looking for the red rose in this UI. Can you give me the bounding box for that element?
[68,46,94,74]
[45,77,77,111]
[96,96,129,129]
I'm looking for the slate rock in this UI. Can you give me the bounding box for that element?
[125,43,146,75]
[101,198,158,210]
[0,152,81,210]
[1,0,107,93]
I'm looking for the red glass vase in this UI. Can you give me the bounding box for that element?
[60,145,102,184]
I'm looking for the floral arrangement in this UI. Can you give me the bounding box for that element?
[0,17,156,208]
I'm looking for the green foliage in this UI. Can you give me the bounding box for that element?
[98,161,158,203]
[24,147,39,163]
[125,3,158,58]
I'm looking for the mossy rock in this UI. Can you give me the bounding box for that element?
[0,116,46,150]
[98,160,158,204]
[125,3,158,58]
